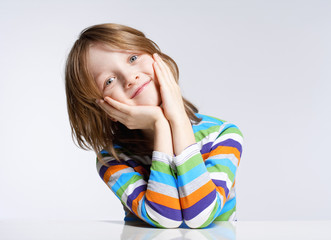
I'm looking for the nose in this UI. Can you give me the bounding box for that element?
[124,74,139,88]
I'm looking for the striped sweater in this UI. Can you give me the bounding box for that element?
[96,113,243,228]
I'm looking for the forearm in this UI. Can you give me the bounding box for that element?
[169,114,196,156]
[153,117,174,156]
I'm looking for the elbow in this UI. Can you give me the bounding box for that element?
[184,219,213,229]
[159,220,183,229]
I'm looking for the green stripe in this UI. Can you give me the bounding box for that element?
[150,161,173,175]
[200,200,220,228]
[177,154,204,175]
[101,152,111,157]
[194,125,220,142]
[116,174,141,199]
[203,114,226,123]
[207,165,234,182]
[221,127,243,137]
[214,204,236,221]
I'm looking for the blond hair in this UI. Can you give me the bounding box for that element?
[65,23,201,161]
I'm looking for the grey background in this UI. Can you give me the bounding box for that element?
[1,0,330,221]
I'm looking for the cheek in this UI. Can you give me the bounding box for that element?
[103,87,119,100]
[140,56,155,74]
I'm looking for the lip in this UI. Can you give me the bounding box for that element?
[131,80,151,99]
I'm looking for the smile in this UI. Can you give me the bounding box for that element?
[131,80,151,99]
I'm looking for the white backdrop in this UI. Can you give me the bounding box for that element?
[1,0,330,221]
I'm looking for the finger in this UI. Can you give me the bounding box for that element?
[153,61,166,86]
[97,100,117,118]
[153,53,174,82]
[97,99,125,122]
[153,53,169,81]
[104,97,133,114]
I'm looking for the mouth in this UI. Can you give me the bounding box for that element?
[131,80,151,99]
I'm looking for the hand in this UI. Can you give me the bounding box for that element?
[153,53,196,155]
[96,97,164,130]
[153,53,187,124]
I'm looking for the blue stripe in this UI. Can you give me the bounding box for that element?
[140,197,157,227]
[195,113,225,125]
[111,172,141,193]
[149,170,177,188]
[221,123,238,132]
[219,196,236,215]
[205,158,237,176]
[193,123,219,134]
[177,162,207,187]
[100,149,109,154]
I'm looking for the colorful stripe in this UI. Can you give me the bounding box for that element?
[96,113,243,228]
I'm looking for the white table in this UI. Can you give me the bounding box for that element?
[1,220,330,240]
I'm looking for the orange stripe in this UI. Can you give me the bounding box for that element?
[146,190,181,210]
[201,152,210,161]
[134,166,147,176]
[216,186,226,201]
[210,146,241,164]
[181,180,215,209]
[131,190,145,215]
[103,165,129,182]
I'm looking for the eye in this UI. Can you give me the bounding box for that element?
[105,77,115,87]
[129,55,138,63]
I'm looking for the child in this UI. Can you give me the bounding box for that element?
[65,23,243,229]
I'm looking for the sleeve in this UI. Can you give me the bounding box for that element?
[96,149,183,228]
[173,122,243,228]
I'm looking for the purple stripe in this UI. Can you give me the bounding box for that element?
[127,159,139,168]
[127,185,146,210]
[99,160,123,179]
[212,179,229,196]
[183,189,217,220]
[146,199,182,221]
[200,142,213,155]
[211,139,242,156]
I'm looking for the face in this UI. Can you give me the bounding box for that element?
[87,43,161,106]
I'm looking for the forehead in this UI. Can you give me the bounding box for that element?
[88,42,142,55]
[86,44,128,75]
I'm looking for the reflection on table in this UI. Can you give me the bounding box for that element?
[120,221,236,240]
[1,220,330,240]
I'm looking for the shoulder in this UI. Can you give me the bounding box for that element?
[192,113,243,143]
[193,113,227,126]
[193,113,242,133]
[96,144,151,169]
[193,113,244,159]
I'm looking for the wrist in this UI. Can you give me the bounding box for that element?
[154,116,170,130]
[169,113,191,128]
[153,115,173,156]
[147,107,166,130]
